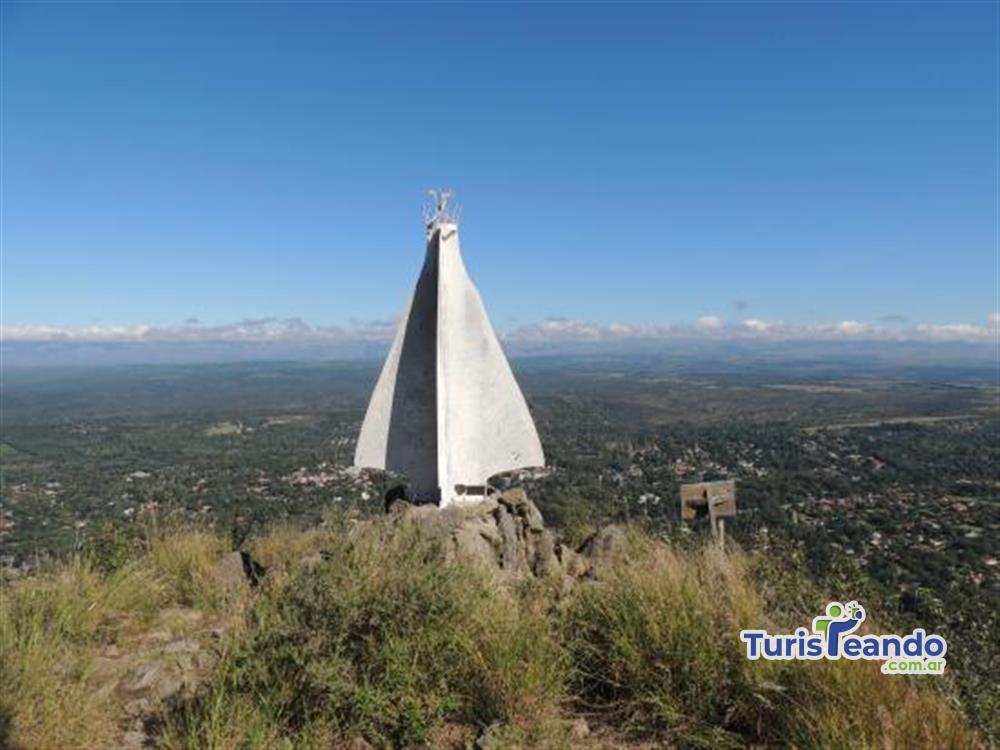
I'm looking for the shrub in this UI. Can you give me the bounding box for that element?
[162,522,566,748]
[86,521,139,576]
[564,536,784,746]
[0,525,228,749]
[783,657,980,749]
[0,558,162,749]
[563,534,980,748]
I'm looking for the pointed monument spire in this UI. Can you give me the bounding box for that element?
[354,191,545,506]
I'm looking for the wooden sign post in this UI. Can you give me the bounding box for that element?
[680,480,737,550]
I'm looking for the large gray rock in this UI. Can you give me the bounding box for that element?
[452,513,502,570]
[356,488,631,591]
[495,502,525,573]
[530,529,560,577]
[558,543,590,578]
[576,524,629,578]
[372,489,564,582]
[111,610,223,748]
[500,487,545,531]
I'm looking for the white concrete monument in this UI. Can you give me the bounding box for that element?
[354,191,545,506]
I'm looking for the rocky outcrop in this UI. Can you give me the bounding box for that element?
[576,524,629,579]
[376,488,625,587]
[90,607,227,749]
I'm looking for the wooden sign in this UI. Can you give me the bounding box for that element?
[680,479,737,547]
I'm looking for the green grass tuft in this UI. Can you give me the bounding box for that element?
[162,522,565,748]
[1,520,982,749]
[562,532,980,748]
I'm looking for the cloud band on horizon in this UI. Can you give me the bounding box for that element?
[2,314,998,345]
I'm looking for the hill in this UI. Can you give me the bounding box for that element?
[0,493,982,749]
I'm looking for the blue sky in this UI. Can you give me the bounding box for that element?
[2,1,997,344]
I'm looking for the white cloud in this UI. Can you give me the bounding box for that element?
[2,314,996,346]
[694,315,723,332]
[505,317,605,342]
[833,320,872,336]
[506,319,677,343]
[0,318,398,344]
[741,319,776,333]
[508,315,996,344]
[0,324,154,341]
[913,322,991,340]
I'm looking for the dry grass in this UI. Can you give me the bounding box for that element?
[247,523,333,575]
[456,580,566,726]
[0,558,169,749]
[563,532,980,748]
[145,529,229,609]
[161,519,567,748]
[1,521,982,749]
[786,657,980,749]
[564,536,785,745]
[0,525,232,749]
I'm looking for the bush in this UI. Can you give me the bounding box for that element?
[0,559,162,749]
[564,536,784,746]
[162,522,566,748]
[0,524,230,749]
[784,657,980,749]
[86,521,138,576]
[563,534,979,748]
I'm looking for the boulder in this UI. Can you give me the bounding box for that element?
[557,543,590,579]
[499,487,545,531]
[452,514,502,571]
[354,488,631,590]
[494,502,526,573]
[209,550,265,593]
[373,489,564,582]
[530,529,560,578]
[577,524,629,578]
[123,663,184,702]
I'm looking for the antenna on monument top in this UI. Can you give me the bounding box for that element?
[425,188,458,229]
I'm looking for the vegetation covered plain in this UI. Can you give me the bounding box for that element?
[1,359,996,745]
